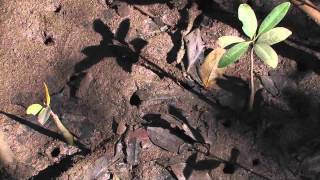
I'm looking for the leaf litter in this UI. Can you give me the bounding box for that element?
[198,48,226,88]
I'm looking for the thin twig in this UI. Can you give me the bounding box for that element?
[290,0,320,24]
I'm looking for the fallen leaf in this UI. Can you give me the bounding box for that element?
[168,105,205,142]
[26,104,43,116]
[185,29,205,72]
[177,3,201,64]
[171,163,187,180]
[37,106,51,125]
[199,48,226,88]
[161,114,199,142]
[113,174,120,180]
[126,137,140,165]
[259,75,278,96]
[44,82,51,106]
[147,127,186,153]
[127,128,150,148]
[182,124,197,141]
[116,120,127,136]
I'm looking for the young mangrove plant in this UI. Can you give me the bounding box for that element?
[217,2,292,111]
[26,83,74,145]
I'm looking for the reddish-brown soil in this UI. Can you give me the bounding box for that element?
[0,0,320,180]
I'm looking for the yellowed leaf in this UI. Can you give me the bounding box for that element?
[199,48,226,88]
[113,174,120,180]
[44,82,51,106]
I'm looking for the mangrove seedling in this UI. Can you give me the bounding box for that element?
[26,83,74,145]
[217,2,292,111]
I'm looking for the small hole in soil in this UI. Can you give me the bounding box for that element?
[223,163,235,174]
[51,147,60,157]
[222,120,232,128]
[54,5,62,13]
[252,158,260,166]
[297,62,308,72]
[130,92,141,107]
[44,36,55,46]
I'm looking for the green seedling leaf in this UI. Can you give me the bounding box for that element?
[218,36,245,48]
[218,41,250,68]
[26,104,43,115]
[37,106,51,125]
[238,4,257,39]
[258,2,291,36]
[44,83,51,106]
[199,48,226,88]
[254,43,278,68]
[257,27,292,45]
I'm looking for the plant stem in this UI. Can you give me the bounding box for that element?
[50,110,74,145]
[249,48,254,111]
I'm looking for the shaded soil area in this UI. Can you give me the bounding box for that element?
[0,0,320,179]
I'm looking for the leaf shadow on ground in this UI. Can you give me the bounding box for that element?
[165,1,190,64]
[168,105,205,142]
[183,153,220,178]
[74,18,147,74]
[0,168,14,180]
[30,150,88,180]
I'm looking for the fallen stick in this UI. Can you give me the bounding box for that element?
[290,0,320,24]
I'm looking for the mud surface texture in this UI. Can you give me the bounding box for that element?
[0,0,320,180]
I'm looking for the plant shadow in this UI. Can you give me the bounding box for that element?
[74,18,147,74]
[0,111,89,152]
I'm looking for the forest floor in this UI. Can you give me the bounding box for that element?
[0,0,320,180]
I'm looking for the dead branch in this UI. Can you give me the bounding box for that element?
[290,0,320,24]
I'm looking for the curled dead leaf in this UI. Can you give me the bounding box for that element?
[185,29,205,72]
[198,48,226,88]
[147,127,186,153]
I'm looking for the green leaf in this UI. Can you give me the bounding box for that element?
[44,83,50,106]
[218,36,245,48]
[258,2,291,36]
[218,41,250,68]
[254,43,278,68]
[238,4,257,39]
[257,27,292,45]
[37,106,51,125]
[26,104,43,115]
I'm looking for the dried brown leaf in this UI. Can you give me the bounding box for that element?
[147,127,185,153]
[199,48,226,88]
[185,29,204,72]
